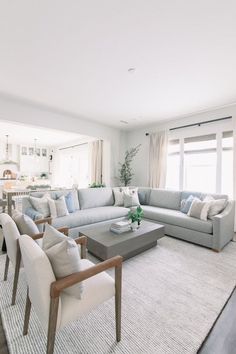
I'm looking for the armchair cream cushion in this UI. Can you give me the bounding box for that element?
[42,224,83,299]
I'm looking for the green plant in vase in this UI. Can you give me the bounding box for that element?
[128,206,144,230]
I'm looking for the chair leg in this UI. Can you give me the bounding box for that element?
[115,265,122,342]
[4,255,9,281]
[11,246,21,305]
[47,297,59,354]
[23,288,31,335]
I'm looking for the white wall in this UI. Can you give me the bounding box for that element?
[0,94,123,186]
[125,104,236,188]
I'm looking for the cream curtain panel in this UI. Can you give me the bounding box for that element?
[149,130,168,188]
[90,140,103,184]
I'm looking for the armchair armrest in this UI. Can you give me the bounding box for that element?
[57,227,69,236]
[74,236,87,259]
[31,232,44,240]
[31,226,69,240]
[212,200,235,251]
[50,255,123,298]
[34,217,52,225]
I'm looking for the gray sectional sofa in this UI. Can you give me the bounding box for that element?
[22,187,235,252]
[137,188,235,251]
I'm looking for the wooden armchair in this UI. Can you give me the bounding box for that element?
[0,213,69,305]
[20,235,122,354]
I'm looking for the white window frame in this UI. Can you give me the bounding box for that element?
[167,118,235,194]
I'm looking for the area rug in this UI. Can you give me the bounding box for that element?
[1,237,236,354]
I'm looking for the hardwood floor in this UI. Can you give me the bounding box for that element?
[199,288,236,354]
[0,229,236,354]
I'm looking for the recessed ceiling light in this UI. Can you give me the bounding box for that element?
[128,68,136,73]
[120,120,128,124]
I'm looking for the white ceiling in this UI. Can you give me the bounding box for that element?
[0,0,236,130]
[0,120,84,146]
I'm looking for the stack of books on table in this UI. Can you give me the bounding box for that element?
[110,220,131,234]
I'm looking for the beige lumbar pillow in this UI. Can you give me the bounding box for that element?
[42,224,82,299]
[12,210,39,236]
[113,187,129,206]
[47,195,69,218]
[123,188,140,207]
[203,195,227,219]
[187,199,211,221]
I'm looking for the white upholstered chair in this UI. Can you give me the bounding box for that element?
[0,213,22,305]
[19,234,122,354]
[0,213,68,305]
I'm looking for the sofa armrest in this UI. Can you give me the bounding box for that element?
[212,200,235,251]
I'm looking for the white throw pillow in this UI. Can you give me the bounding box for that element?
[71,189,80,210]
[113,187,129,206]
[47,196,69,218]
[30,194,50,217]
[123,188,140,207]
[13,210,39,236]
[42,224,83,299]
[204,195,227,219]
[187,200,211,221]
[42,223,68,250]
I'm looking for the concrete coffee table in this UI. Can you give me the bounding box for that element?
[80,220,165,260]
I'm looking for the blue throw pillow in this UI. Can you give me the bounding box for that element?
[65,192,76,213]
[180,195,195,214]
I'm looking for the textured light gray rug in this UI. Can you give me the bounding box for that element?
[1,236,236,354]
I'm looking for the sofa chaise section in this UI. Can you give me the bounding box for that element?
[140,188,235,251]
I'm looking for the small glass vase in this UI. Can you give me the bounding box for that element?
[131,221,138,231]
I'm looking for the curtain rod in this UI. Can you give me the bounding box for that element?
[59,142,88,151]
[145,116,232,135]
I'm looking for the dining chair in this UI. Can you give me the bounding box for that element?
[20,234,122,354]
[0,213,68,305]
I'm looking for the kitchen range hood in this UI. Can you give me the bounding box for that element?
[0,135,19,166]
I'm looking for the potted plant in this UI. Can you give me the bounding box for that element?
[128,206,144,231]
[118,144,141,186]
[89,182,106,188]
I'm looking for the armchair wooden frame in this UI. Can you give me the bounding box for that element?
[23,236,123,354]
[3,216,69,306]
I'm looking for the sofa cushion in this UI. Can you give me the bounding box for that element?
[13,210,39,236]
[124,188,140,207]
[113,187,129,206]
[64,192,76,213]
[78,188,114,209]
[48,196,69,218]
[181,190,228,202]
[187,199,211,221]
[56,190,80,210]
[181,191,202,202]
[141,205,213,234]
[138,188,151,205]
[149,189,181,210]
[52,206,129,229]
[29,194,50,217]
[43,224,82,299]
[180,195,198,214]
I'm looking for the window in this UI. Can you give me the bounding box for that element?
[222,131,233,198]
[166,139,180,190]
[166,130,234,196]
[184,134,217,193]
